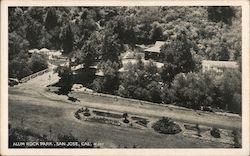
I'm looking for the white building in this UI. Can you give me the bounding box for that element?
[202,60,239,72]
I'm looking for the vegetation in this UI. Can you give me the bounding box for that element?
[122,113,129,123]
[92,110,123,119]
[152,117,182,135]
[9,6,242,114]
[232,130,241,148]
[210,127,221,138]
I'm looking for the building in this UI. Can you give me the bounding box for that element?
[28,48,62,60]
[144,41,166,61]
[202,60,239,73]
[119,49,164,72]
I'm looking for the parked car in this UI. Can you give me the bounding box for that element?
[8,78,19,86]
[200,106,213,112]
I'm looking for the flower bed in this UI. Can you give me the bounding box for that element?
[86,117,121,126]
[92,110,123,119]
[152,117,182,135]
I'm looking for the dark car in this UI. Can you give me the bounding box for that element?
[201,106,213,112]
[8,78,19,86]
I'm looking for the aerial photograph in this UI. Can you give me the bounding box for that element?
[8,6,242,148]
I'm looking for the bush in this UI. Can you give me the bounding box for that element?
[84,112,91,117]
[83,108,91,116]
[152,117,182,135]
[210,127,220,138]
[232,130,241,148]
[74,112,80,119]
[123,118,129,123]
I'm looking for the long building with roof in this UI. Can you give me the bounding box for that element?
[202,60,239,73]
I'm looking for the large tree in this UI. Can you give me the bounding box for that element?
[61,24,74,54]
[74,31,102,67]
[29,53,48,73]
[45,8,58,30]
[218,70,241,114]
[92,60,120,94]
[207,6,235,25]
[160,30,195,84]
[102,27,124,62]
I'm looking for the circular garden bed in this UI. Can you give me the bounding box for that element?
[152,117,182,135]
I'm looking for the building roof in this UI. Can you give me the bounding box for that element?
[40,48,50,53]
[144,41,167,53]
[202,60,238,69]
[121,59,164,72]
[122,51,136,59]
[28,49,39,53]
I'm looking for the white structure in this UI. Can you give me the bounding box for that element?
[28,48,62,60]
[202,60,238,72]
[119,59,164,72]
[144,41,167,53]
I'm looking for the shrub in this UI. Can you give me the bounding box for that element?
[74,112,80,119]
[123,118,129,123]
[152,117,182,134]
[84,112,91,117]
[196,124,202,137]
[83,108,91,116]
[210,127,220,138]
[232,130,241,148]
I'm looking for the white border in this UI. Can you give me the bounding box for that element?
[1,0,249,156]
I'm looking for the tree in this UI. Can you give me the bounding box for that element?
[169,72,217,110]
[118,59,161,102]
[26,7,45,24]
[29,53,48,73]
[207,6,235,25]
[45,8,58,30]
[113,16,137,49]
[160,63,177,85]
[8,32,30,60]
[101,25,124,62]
[160,31,195,84]
[92,60,120,94]
[208,38,230,61]
[74,31,102,67]
[61,24,74,54]
[56,66,73,95]
[26,21,43,48]
[9,52,32,79]
[8,7,25,33]
[150,21,163,42]
[146,81,162,103]
[218,69,241,114]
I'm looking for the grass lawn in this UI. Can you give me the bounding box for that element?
[9,95,233,148]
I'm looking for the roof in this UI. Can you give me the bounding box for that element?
[122,51,136,59]
[49,51,62,56]
[144,41,167,53]
[121,59,164,71]
[40,48,50,52]
[202,60,238,69]
[28,49,39,53]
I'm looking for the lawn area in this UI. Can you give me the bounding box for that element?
[9,94,234,148]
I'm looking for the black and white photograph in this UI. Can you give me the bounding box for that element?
[1,0,249,155]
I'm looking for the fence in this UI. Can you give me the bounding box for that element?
[20,68,51,83]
